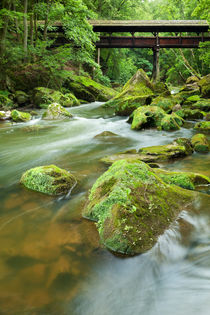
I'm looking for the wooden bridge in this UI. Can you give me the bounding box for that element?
[42,20,209,81]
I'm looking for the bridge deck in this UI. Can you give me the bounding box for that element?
[89,20,209,33]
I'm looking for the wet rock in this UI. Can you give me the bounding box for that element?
[130,106,183,131]
[94,131,119,139]
[176,108,204,120]
[11,109,31,122]
[101,138,193,165]
[150,96,176,113]
[42,103,73,120]
[0,110,11,120]
[186,76,199,85]
[191,134,209,153]
[190,99,210,112]
[153,168,210,190]
[194,121,210,133]
[33,87,79,108]
[20,165,77,196]
[83,159,194,255]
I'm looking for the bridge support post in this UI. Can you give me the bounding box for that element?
[152,47,160,82]
[97,48,100,65]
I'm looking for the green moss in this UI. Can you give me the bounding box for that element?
[159,113,183,131]
[150,96,176,113]
[83,159,195,255]
[194,121,210,133]
[42,103,73,120]
[198,74,210,98]
[186,95,200,102]
[20,165,76,195]
[11,110,31,122]
[33,87,80,108]
[191,99,210,112]
[14,91,29,105]
[191,133,209,152]
[0,94,15,110]
[178,109,204,120]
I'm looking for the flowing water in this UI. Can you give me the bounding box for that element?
[0,102,209,315]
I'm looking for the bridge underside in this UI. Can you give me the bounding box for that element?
[96,36,210,49]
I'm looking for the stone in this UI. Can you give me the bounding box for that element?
[14,91,29,105]
[191,134,209,152]
[190,99,210,112]
[206,113,210,121]
[42,103,73,120]
[176,109,204,120]
[33,87,79,108]
[198,74,210,98]
[186,76,199,85]
[94,131,119,139]
[194,121,210,133]
[0,94,15,110]
[83,159,195,255]
[153,168,210,190]
[150,96,176,113]
[65,75,116,102]
[0,110,11,120]
[20,165,77,196]
[101,138,193,165]
[130,106,183,131]
[11,110,31,122]
[104,69,155,116]
[172,104,182,112]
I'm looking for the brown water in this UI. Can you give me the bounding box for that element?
[0,102,209,315]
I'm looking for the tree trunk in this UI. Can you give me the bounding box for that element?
[43,0,51,41]
[30,14,34,46]
[23,0,28,62]
[13,2,21,43]
[0,2,12,56]
[179,49,201,79]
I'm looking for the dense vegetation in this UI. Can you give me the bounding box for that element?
[0,0,209,90]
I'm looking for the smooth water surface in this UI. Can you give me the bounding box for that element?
[0,102,209,315]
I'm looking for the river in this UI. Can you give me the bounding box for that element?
[0,102,209,315]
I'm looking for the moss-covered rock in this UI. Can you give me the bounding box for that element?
[190,99,210,112]
[184,94,201,105]
[94,131,119,139]
[65,75,116,102]
[153,168,210,190]
[20,165,76,196]
[198,74,210,98]
[194,121,210,133]
[83,159,194,255]
[42,103,73,120]
[11,110,31,122]
[101,138,193,165]
[104,69,155,116]
[0,110,11,120]
[130,106,183,131]
[150,96,176,113]
[0,94,15,110]
[191,134,210,152]
[14,91,29,105]
[206,113,210,121]
[33,87,79,108]
[186,76,199,85]
[176,108,204,120]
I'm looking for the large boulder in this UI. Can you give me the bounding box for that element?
[42,103,73,120]
[198,74,210,98]
[14,91,30,105]
[194,121,210,133]
[0,94,15,110]
[33,87,79,108]
[190,99,210,112]
[104,69,156,116]
[65,75,116,102]
[130,106,183,131]
[191,134,209,153]
[150,96,177,113]
[83,159,196,255]
[11,109,31,122]
[20,165,76,196]
[101,138,193,165]
[176,108,204,120]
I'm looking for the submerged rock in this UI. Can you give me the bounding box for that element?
[194,121,210,133]
[101,138,193,165]
[11,109,31,122]
[33,87,79,108]
[20,165,76,195]
[191,134,209,152]
[130,106,183,131]
[83,159,194,255]
[42,103,73,120]
[94,131,119,139]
